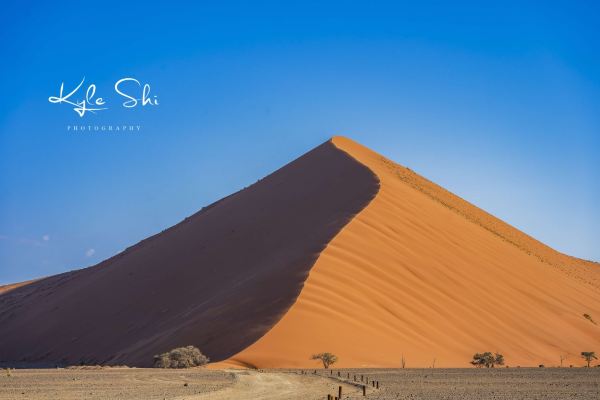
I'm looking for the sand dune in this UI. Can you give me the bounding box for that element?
[0,141,378,366]
[1,137,599,368]
[221,137,600,368]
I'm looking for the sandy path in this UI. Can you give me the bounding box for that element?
[195,370,362,399]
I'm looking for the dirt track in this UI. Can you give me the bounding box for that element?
[195,370,360,399]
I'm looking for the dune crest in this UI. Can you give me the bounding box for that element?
[223,136,600,368]
[0,141,378,367]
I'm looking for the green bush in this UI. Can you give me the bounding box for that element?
[471,352,504,368]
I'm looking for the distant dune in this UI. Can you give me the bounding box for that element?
[1,137,599,368]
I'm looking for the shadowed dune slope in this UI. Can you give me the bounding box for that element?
[222,136,600,368]
[0,141,379,367]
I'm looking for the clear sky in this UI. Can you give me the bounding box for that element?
[0,1,598,284]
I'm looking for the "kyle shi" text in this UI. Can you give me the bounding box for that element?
[48,77,159,117]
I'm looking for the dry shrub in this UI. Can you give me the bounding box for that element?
[153,346,209,368]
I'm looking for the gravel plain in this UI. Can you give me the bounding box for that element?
[1,367,599,399]
[313,367,600,399]
[0,367,234,400]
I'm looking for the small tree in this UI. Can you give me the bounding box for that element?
[581,352,597,368]
[153,346,209,368]
[311,352,338,369]
[471,352,504,368]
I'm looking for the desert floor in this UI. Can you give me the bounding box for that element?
[1,367,599,399]
[0,368,359,400]
[338,368,600,399]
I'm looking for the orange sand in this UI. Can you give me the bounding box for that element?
[222,136,600,368]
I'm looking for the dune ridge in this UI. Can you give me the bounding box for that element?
[222,136,600,368]
[0,141,379,367]
[375,152,599,288]
[0,280,38,295]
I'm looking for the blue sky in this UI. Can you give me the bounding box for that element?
[0,1,598,284]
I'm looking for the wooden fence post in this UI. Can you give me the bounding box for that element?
[362,385,366,396]
[338,386,342,399]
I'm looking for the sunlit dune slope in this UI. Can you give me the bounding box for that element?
[0,280,38,295]
[0,141,378,367]
[223,136,600,368]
